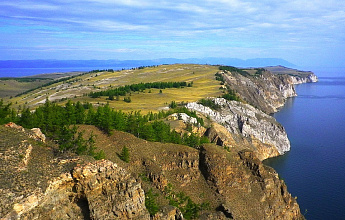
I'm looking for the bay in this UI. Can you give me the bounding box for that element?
[264,73,345,220]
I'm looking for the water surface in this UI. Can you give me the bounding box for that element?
[264,75,345,220]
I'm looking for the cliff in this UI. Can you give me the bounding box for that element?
[186,98,289,160]
[199,145,302,219]
[265,65,318,84]
[0,125,150,220]
[219,66,317,114]
[0,123,304,219]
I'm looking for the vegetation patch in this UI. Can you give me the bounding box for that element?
[221,87,241,102]
[219,65,250,77]
[89,81,192,100]
[198,98,220,110]
[145,188,160,216]
[0,98,209,158]
[118,146,130,163]
[164,183,210,219]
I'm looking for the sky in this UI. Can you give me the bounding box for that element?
[0,0,344,67]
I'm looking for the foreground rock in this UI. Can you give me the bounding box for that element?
[199,145,302,220]
[0,125,149,220]
[187,98,289,160]
[1,124,304,219]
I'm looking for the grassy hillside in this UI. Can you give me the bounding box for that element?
[0,78,52,98]
[8,64,222,113]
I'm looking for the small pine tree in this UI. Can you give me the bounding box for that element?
[169,101,177,109]
[119,146,130,163]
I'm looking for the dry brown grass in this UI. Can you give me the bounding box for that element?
[10,64,223,113]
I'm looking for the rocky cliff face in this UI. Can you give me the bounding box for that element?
[219,68,317,114]
[288,73,318,84]
[1,123,305,220]
[199,145,302,220]
[265,65,318,84]
[187,98,290,160]
[220,70,296,114]
[0,125,149,220]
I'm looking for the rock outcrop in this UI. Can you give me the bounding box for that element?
[288,73,318,84]
[0,125,149,220]
[265,65,318,84]
[199,145,302,220]
[220,70,296,114]
[187,98,290,160]
[1,123,305,219]
[219,67,317,114]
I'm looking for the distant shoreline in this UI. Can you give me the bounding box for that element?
[0,67,125,78]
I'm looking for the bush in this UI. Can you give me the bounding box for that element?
[169,101,177,109]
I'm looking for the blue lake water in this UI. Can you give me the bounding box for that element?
[0,67,130,77]
[264,74,345,220]
[0,68,91,77]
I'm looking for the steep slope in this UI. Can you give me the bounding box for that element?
[219,67,317,114]
[265,65,318,84]
[0,125,149,220]
[1,124,304,219]
[187,98,289,160]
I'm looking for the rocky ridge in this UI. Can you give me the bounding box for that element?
[265,65,318,84]
[187,98,289,160]
[1,123,304,220]
[220,68,317,114]
[0,125,149,220]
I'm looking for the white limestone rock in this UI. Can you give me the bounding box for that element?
[187,98,290,155]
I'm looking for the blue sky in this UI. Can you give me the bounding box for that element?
[0,0,344,67]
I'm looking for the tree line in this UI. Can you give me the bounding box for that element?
[89,81,192,99]
[0,99,208,158]
[219,65,250,77]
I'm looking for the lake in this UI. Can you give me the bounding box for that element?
[264,73,345,220]
[0,67,129,78]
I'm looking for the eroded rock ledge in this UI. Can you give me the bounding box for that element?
[187,98,290,160]
[4,159,150,220]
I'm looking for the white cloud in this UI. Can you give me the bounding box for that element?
[1,0,344,66]
[0,1,59,10]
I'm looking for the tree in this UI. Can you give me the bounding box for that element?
[75,101,86,124]
[124,97,131,103]
[145,189,159,216]
[169,101,177,109]
[119,146,130,163]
